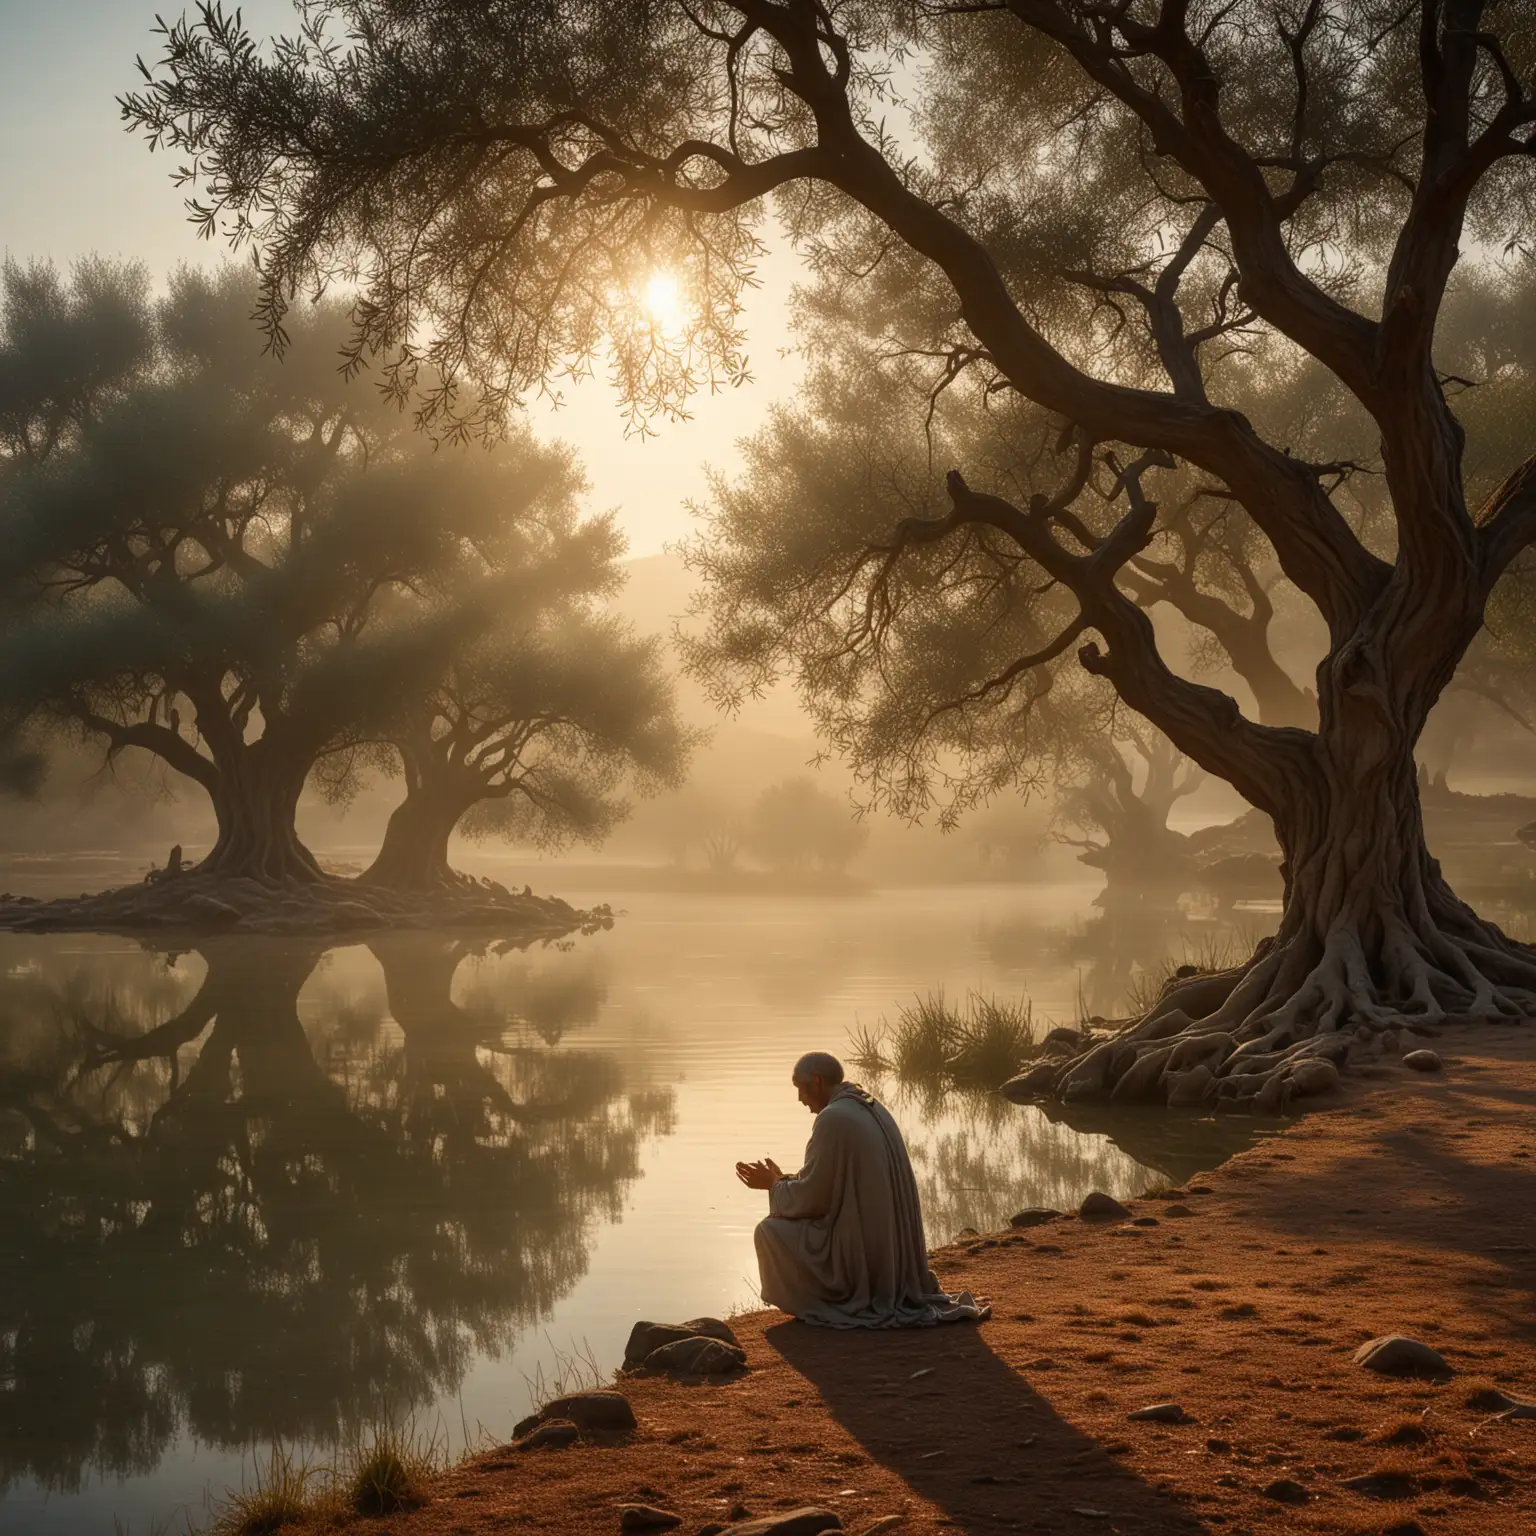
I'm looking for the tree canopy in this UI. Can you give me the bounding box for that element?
[122,0,1536,1102]
[0,260,686,897]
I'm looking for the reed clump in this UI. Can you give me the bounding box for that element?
[342,1421,444,1517]
[207,1444,332,1536]
[849,989,1036,1090]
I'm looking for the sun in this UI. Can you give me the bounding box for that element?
[644,272,683,330]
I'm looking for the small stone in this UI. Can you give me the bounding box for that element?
[1079,1191,1131,1220]
[860,1520,906,1535]
[1131,1216,1160,1227]
[1379,1523,1428,1536]
[623,1317,741,1369]
[1009,1208,1064,1229]
[717,1509,843,1536]
[619,1508,682,1532]
[1260,1478,1309,1504]
[515,1419,578,1450]
[1127,1402,1186,1423]
[1353,1335,1453,1378]
[682,1316,741,1345]
[699,1527,728,1536]
[518,1388,636,1438]
[952,1226,981,1241]
[1403,1049,1442,1072]
[1341,1471,1418,1500]
[1164,1204,1195,1218]
[1214,1473,1240,1488]
[644,1335,747,1375]
[624,1322,704,1367]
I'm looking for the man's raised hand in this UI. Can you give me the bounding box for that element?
[735,1158,785,1191]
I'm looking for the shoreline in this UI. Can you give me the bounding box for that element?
[285,1019,1536,1535]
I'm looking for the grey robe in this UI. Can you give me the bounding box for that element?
[755,1083,990,1329]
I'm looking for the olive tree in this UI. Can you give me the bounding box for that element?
[0,264,592,886]
[125,0,1536,1099]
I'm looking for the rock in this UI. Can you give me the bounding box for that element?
[1127,1402,1187,1423]
[1403,1049,1442,1072]
[515,1419,579,1450]
[1353,1335,1452,1378]
[643,1335,747,1375]
[699,1527,728,1536]
[623,1317,741,1369]
[717,1510,843,1536]
[515,1389,636,1438]
[860,1520,906,1535]
[619,1507,682,1532]
[1009,1208,1063,1229]
[1341,1471,1417,1500]
[953,1226,981,1241]
[1468,1386,1536,1418]
[1079,1191,1131,1220]
[1165,1063,1215,1107]
[1131,1216,1160,1227]
[1164,1204,1196,1218]
[1260,1478,1309,1504]
[1288,1058,1341,1097]
[624,1322,701,1366]
[682,1316,740,1345]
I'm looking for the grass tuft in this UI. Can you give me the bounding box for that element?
[342,1421,443,1517]
[849,989,1036,1091]
[208,1443,330,1536]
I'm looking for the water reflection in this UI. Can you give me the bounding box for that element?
[0,887,1315,1530]
[871,1077,1272,1240]
[0,934,671,1500]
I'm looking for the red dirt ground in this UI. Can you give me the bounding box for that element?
[310,1022,1536,1536]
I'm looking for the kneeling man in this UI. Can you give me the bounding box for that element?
[737,1052,989,1329]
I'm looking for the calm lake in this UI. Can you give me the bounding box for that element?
[0,881,1277,1534]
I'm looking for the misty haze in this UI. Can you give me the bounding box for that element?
[3,2,1536,1534]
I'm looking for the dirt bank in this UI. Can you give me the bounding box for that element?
[316,1024,1536,1534]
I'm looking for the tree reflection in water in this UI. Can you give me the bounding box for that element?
[880,1076,1273,1242]
[0,934,672,1496]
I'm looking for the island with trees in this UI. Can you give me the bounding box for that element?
[0,262,691,938]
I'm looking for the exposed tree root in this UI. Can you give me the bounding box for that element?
[0,864,608,941]
[1004,892,1536,1116]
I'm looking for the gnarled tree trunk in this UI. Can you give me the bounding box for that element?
[361,783,479,891]
[1040,609,1536,1114]
[200,741,325,885]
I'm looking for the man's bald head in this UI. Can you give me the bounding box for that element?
[792,1052,844,1113]
[793,1052,845,1087]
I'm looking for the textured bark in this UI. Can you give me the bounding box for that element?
[361,785,478,891]
[200,743,325,885]
[1038,632,1536,1114]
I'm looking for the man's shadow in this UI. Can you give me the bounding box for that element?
[767,1319,1207,1532]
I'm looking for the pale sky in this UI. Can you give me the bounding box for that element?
[0,0,806,556]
